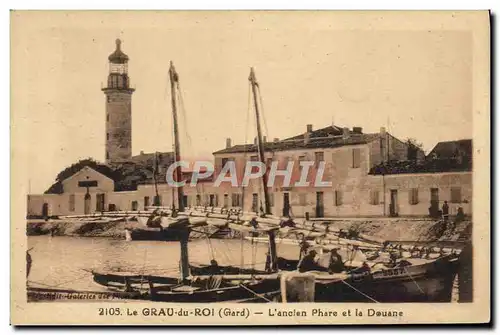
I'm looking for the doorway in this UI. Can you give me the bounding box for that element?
[252,193,258,213]
[389,189,398,217]
[41,203,49,218]
[182,195,188,208]
[316,192,324,218]
[96,193,105,212]
[84,193,91,215]
[430,188,440,217]
[209,194,215,207]
[282,193,290,217]
[144,196,150,210]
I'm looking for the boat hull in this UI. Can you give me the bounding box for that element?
[128,227,185,241]
[315,256,459,302]
[150,279,281,303]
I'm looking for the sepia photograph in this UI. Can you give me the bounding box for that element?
[10,10,490,325]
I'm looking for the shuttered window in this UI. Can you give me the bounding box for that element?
[352,148,361,168]
[231,193,242,207]
[335,190,343,206]
[314,152,324,166]
[370,190,379,205]
[409,188,419,205]
[69,194,75,212]
[451,187,462,203]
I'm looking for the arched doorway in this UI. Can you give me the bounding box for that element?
[84,193,91,215]
[41,203,49,218]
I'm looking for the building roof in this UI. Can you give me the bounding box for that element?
[213,125,381,154]
[427,139,472,160]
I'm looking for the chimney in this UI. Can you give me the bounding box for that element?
[380,127,387,136]
[352,127,363,134]
[254,137,258,145]
[306,124,313,133]
[273,138,279,142]
[342,127,350,139]
[263,136,267,143]
[226,138,232,149]
[140,150,144,155]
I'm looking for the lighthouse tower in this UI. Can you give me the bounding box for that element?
[102,39,135,163]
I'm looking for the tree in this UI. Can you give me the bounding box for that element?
[406,138,424,162]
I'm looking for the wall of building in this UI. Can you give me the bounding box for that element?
[27,170,472,218]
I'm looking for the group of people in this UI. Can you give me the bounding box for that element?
[296,243,370,275]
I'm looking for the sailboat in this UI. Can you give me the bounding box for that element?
[91,64,287,303]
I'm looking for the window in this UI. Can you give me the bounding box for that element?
[250,155,259,173]
[451,187,462,203]
[131,201,138,211]
[231,193,242,207]
[153,195,162,206]
[299,193,307,206]
[335,190,343,206]
[315,152,324,166]
[107,96,111,103]
[106,113,109,121]
[196,194,201,206]
[370,190,379,205]
[106,151,109,160]
[69,194,75,212]
[352,148,361,168]
[409,188,419,205]
[298,155,306,174]
[106,133,110,140]
[266,158,273,169]
[223,194,229,208]
[144,196,150,209]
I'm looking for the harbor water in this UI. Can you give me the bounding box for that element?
[27,236,301,292]
[27,235,461,302]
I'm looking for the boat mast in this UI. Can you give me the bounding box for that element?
[170,61,189,283]
[169,61,185,212]
[249,68,278,272]
[153,152,160,206]
[248,68,271,216]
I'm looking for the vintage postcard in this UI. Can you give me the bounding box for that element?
[11,10,490,325]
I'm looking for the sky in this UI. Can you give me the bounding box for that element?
[12,12,473,194]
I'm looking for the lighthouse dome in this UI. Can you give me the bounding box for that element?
[108,39,129,64]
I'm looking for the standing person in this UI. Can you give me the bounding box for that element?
[442,201,449,222]
[297,250,318,273]
[298,240,310,260]
[328,248,345,274]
